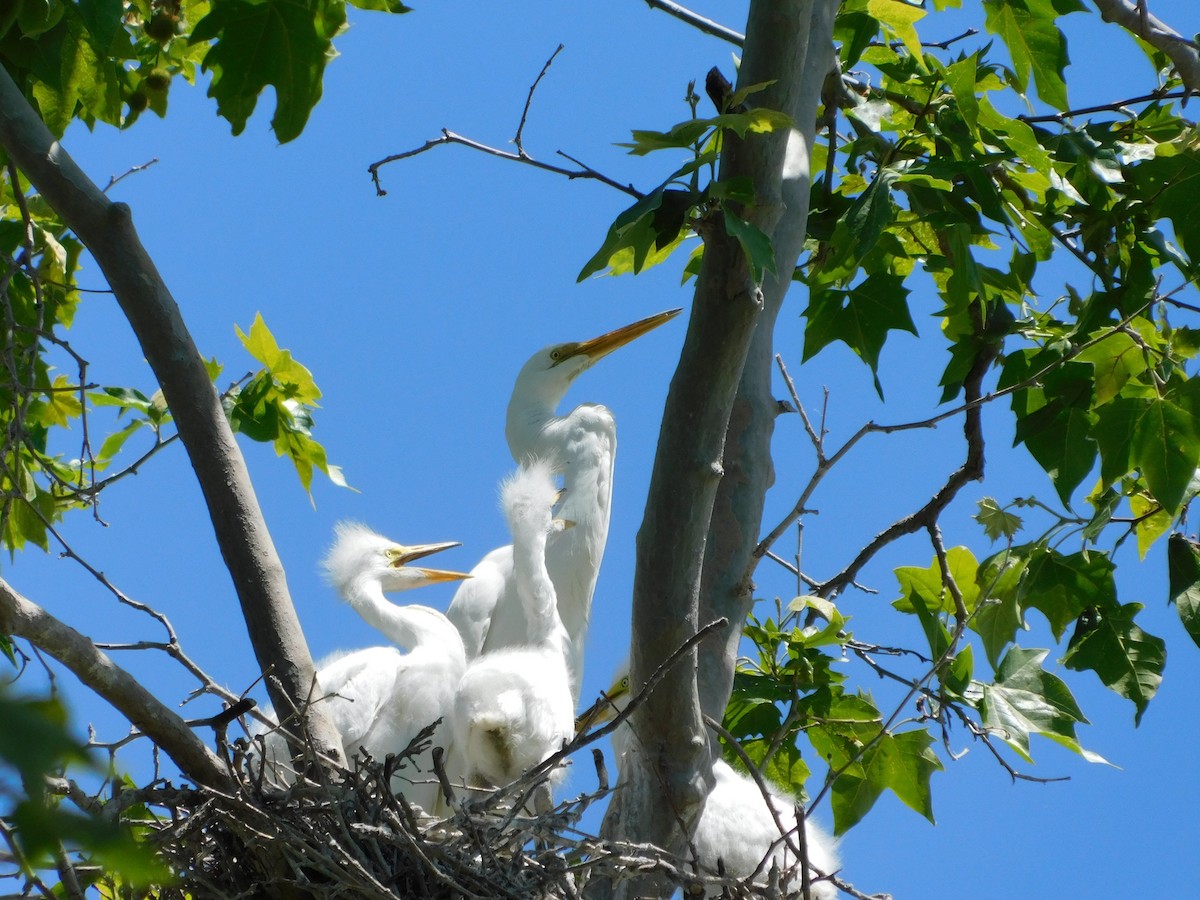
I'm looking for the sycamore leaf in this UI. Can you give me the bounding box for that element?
[802,272,916,397]
[974,647,1105,764]
[1021,547,1114,640]
[1063,603,1165,724]
[810,721,942,834]
[722,208,777,283]
[975,497,1023,542]
[621,108,794,155]
[1167,534,1200,650]
[1130,491,1173,559]
[893,547,980,616]
[236,313,322,405]
[1011,361,1097,504]
[1129,145,1200,261]
[191,0,347,143]
[866,0,927,68]
[982,0,1069,111]
[578,190,668,280]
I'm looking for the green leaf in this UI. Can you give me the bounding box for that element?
[975,497,1023,542]
[1129,145,1200,261]
[1133,381,1200,515]
[893,547,980,617]
[974,647,1105,764]
[621,108,794,155]
[1063,603,1165,724]
[191,0,347,143]
[866,0,927,66]
[1167,534,1200,650]
[97,419,146,462]
[346,0,410,10]
[1074,330,1148,406]
[1130,491,1172,559]
[236,312,322,404]
[722,207,777,282]
[810,720,942,834]
[973,550,1030,667]
[982,0,1069,110]
[578,189,668,280]
[1010,361,1097,504]
[1021,547,1114,641]
[802,272,916,397]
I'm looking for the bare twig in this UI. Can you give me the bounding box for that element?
[103,158,159,193]
[642,0,745,46]
[369,128,643,199]
[515,44,564,157]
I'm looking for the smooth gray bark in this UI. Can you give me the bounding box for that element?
[598,3,837,895]
[0,579,233,791]
[0,64,345,770]
[698,0,837,735]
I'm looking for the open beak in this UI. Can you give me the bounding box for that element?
[559,308,682,366]
[575,687,624,735]
[393,541,461,565]
[412,567,472,584]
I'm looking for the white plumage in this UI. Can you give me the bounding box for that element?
[579,667,841,898]
[446,309,681,704]
[451,460,576,795]
[253,523,469,813]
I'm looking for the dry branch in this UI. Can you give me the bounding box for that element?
[0,64,345,770]
[0,577,232,791]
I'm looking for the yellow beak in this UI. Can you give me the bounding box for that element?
[393,541,461,565]
[575,682,628,735]
[412,567,472,584]
[558,308,682,366]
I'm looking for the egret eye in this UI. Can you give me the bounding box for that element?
[550,349,562,361]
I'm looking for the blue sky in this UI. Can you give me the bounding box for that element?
[8,1,1199,897]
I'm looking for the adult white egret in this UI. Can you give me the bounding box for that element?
[450,460,576,800]
[578,669,841,899]
[446,308,681,703]
[254,523,470,814]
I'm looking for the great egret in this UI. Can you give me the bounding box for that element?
[446,308,681,702]
[254,523,470,814]
[450,460,576,800]
[578,669,841,899]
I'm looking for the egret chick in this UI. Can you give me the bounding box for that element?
[254,524,470,813]
[578,669,841,899]
[447,309,681,703]
[451,460,576,799]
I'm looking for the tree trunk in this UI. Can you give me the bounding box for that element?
[0,65,345,770]
[597,2,837,895]
[698,0,837,734]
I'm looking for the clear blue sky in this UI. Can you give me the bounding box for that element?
[9,1,1199,897]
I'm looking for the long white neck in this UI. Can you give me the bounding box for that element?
[512,526,565,646]
[343,578,466,668]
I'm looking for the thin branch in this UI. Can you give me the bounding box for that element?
[642,0,745,46]
[102,158,159,193]
[369,129,643,199]
[0,577,232,790]
[1090,0,1200,93]
[872,27,978,51]
[515,44,564,157]
[1018,88,1191,123]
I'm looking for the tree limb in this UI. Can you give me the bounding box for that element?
[0,63,345,770]
[0,577,233,791]
[697,0,838,745]
[642,0,745,46]
[598,3,839,896]
[1090,0,1200,93]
